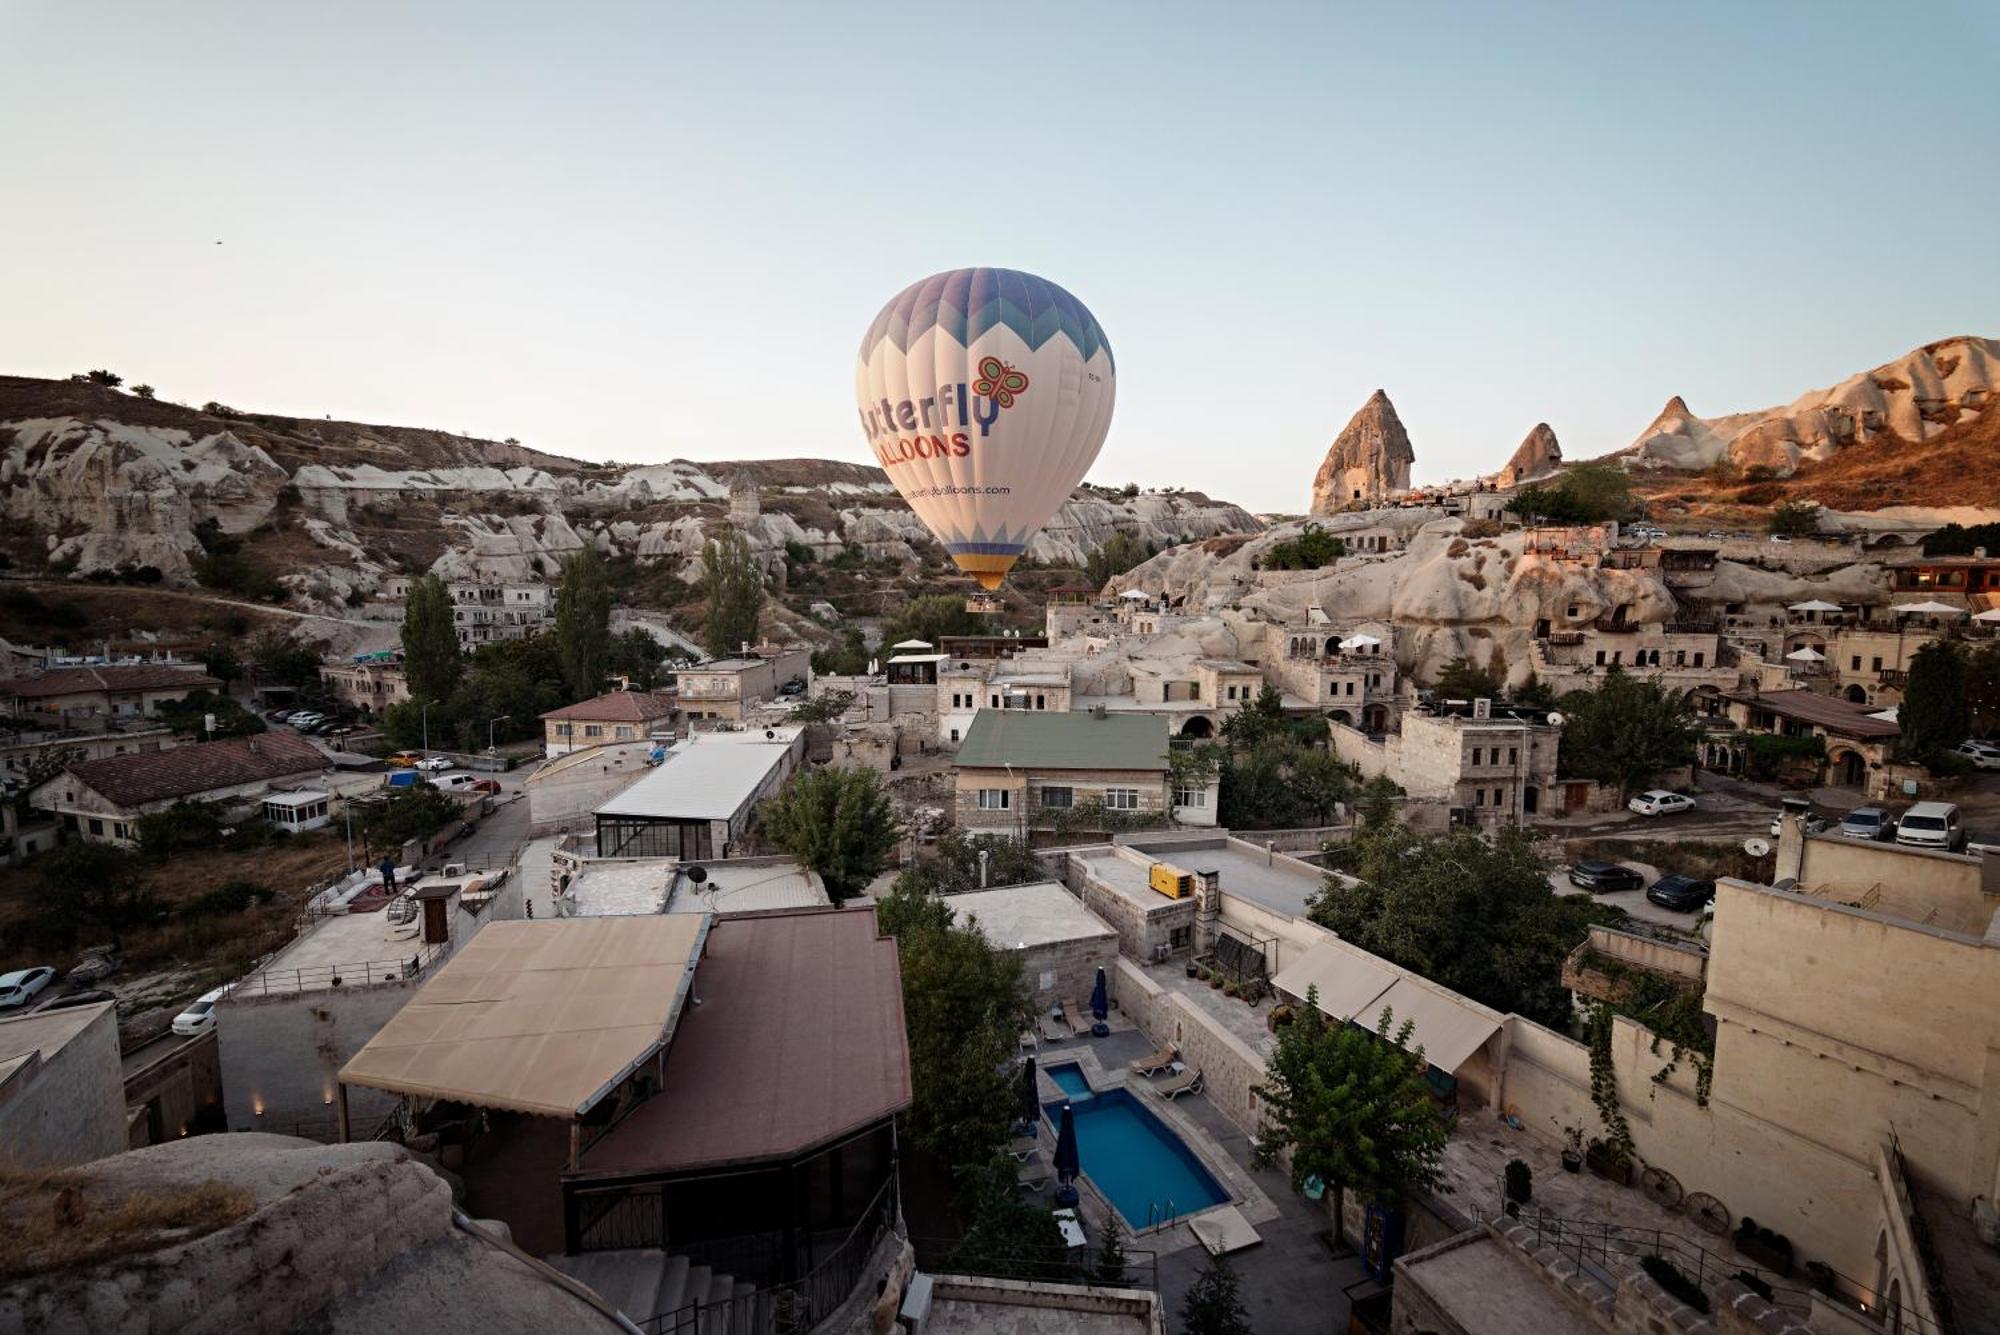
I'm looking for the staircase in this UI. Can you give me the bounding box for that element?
[549,1250,769,1334]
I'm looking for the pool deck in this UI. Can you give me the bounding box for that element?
[1027,1027,1367,1335]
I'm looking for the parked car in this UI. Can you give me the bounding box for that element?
[468,778,502,794]
[41,989,116,1012]
[428,772,478,792]
[288,711,325,726]
[1768,811,1828,837]
[1646,874,1717,913]
[779,677,807,696]
[1838,807,1894,841]
[327,725,361,739]
[266,708,297,722]
[416,755,455,772]
[1952,741,2000,771]
[1895,801,1963,852]
[387,751,423,768]
[1769,534,1793,545]
[0,967,57,1010]
[171,985,233,1037]
[1628,790,1695,817]
[66,947,121,985]
[1568,860,1645,893]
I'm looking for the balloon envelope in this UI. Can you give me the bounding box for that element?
[856,267,1115,589]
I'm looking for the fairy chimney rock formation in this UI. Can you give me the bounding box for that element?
[1310,389,1415,514]
[1498,422,1562,488]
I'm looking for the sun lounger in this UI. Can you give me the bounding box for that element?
[1019,1028,1038,1053]
[1063,998,1094,1037]
[1007,1131,1039,1160]
[1131,1044,1179,1076]
[1015,1152,1051,1190]
[1154,1066,1204,1100]
[1037,1012,1068,1044]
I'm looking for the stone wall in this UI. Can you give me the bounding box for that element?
[1112,960,1268,1135]
[1073,869,1193,963]
[1014,933,1119,1012]
[217,983,422,1135]
[123,1031,223,1147]
[0,1003,125,1169]
[525,741,656,834]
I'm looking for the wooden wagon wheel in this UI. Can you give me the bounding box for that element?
[1640,1165,1683,1210]
[1684,1191,1731,1236]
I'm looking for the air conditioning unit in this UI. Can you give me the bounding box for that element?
[1153,942,1172,963]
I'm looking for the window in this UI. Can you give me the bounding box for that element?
[88,818,105,834]
[1595,650,1606,666]
[949,728,960,742]
[1345,681,1356,695]
[1474,789,1486,807]
[1507,748,1518,765]
[1692,652,1704,667]
[1493,787,1505,806]
[615,726,633,739]
[1567,604,1581,618]
[1104,788,1140,811]
[1470,747,1482,766]
[1040,786,1073,810]
[1850,656,1861,671]
[584,724,603,738]
[1226,685,1237,701]
[1872,657,1883,671]
[977,789,1012,811]
[1189,682,1200,699]
[1173,786,1206,808]
[1169,925,1193,951]
[990,694,1001,708]
[555,723,573,737]
[113,822,129,839]
[1035,694,1046,710]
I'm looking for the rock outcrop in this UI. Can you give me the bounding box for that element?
[1310,390,1414,514]
[1628,336,2000,477]
[1498,423,1562,488]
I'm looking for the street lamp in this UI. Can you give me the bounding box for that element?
[421,699,432,758]
[487,715,509,753]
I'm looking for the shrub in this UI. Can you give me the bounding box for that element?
[1504,1158,1532,1203]
[184,879,277,919]
[1262,523,1345,571]
[1640,1254,1709,1313]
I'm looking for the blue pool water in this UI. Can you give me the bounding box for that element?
[1046,1063,1094,1100]
[1044,1089,1230,1228]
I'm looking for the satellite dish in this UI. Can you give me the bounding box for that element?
[1743,837,1772,857]
[685,865,708,885]
[1546,712,1565,727]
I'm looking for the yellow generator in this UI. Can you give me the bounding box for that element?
[1149,862,1195,901]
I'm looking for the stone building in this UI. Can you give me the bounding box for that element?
[951,709,1193,837]
[946,881,1119,1012]
[1332,703,1561,825]
[0,1001,126,1170]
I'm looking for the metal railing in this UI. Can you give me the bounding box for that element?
[232,940,449,998]
[909,1233,1158,1296]
[1496,1199,1940,1334]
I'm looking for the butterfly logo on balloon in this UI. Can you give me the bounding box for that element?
[973,356,1031,410]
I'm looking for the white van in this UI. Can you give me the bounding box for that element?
[1894,801,1962,852]
[427,772,478,792]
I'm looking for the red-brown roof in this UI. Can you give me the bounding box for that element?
[60,730,328,809]
[7,665,221,700]
[1725,688,1900,739]
[539,691,678,723]
[572,908,910,1178]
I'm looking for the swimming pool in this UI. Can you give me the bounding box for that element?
[1045,1062,1094,1100]
[1044,1089,1230,1229]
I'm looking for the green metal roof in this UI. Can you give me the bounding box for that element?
[954,710,1170,773]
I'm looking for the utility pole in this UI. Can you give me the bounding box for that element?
[488,714,509,754]
[421,699,432,758]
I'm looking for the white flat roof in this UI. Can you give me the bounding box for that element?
[948,881,1116,949]
[595,739,794,821]
[668,860,828,914]
[265,790,331,806]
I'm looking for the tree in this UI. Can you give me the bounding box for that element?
[1769,501,1821,538]
[881,593,985,650]
[1220,683,1289,750]
[553,545,613,701]
[1921,521,2000,557]
[1431,656,1504,700]
[1179,1254,1253,1335]
[1554,668,1697,798]
[897,829,1048,896]
[1084,532,1151,588]
[1967,643,2000,738]
[35,842,163,949]
[1310,825,1619,1027]
[876,881,1028,1168]
[700,530,764,658]
[761,766,899,905]
[1253,996,1449,1250]
[201,640,242,685]
[366,785,464,848]
[1902,641,1970,764]
[1094,1215,1128,1285]
[607,627,669,690]
[154,689,264,739]
[400,574,463,705]
[1507,462,1633,525]
[83,369,123,387]
[250,628,327,692]
[130,383,156,399]
[1261,524,1345,571]
[791,688,856,724]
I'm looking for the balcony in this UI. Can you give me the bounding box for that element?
[1877,668,1908,687]
[1591,616,1640,634]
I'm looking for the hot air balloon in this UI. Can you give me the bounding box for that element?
[856,267,1115,590]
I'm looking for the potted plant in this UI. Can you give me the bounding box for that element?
[1732,1219,1795,1277]
[1185,960,1200,978]
[1210,974,1225,990]
[1267,1003,1296,1033]
[1504,1158,1532,1207]
[1585,1138,1632,1186]
[1559,1126,1585,1174]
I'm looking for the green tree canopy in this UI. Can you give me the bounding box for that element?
[1554,668,1697,798]
[35,842,163,948]
[1902,640,1969,763]
[896,829,1048,896]
[1769,500,1822,538]
[1261,523,1345,571]
[553,545,613,701]
[881,593,987,650]
[1084,532,1153,589]
[607,627,670,691]
[1507,462,1633,525]
[1253,996,1450,1246]
[700,530,765,658]
[400,574,463,704]
[1309,825,1619,1027]
[1921,522,2000,556]
[1431,655,1505,701]
[1179,1254,1254,1335]
[761,766,900,904]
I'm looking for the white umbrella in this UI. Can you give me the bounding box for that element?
[889,639,933,651]
[1869,706,1900,723]
[1339,634,1383,650]
[1891,601,1965,616]
[1974,609,2000,623]
[1787,599,1842,613]
[1118,589,1150,601]
[1784,646,1825,662]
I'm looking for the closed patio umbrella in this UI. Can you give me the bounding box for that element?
[1019,1057,1040,1127]
[1053,1102,1081,1206]
[1090,966,1109,1021]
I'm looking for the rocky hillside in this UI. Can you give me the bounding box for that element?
[1622,336,1999,481]
[0,376,1261,629]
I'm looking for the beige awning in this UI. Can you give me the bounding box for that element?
[1364,977,1501,1074]
[1269,939,1397,1020]
[340,916,707,1118]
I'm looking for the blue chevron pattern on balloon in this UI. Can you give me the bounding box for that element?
[860,267,1113,370]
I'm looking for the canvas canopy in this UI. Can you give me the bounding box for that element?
[1892,601,1965,616]
[1787,600,1842,613]
[1270,938,1500,1074]
[340,916,706,1118]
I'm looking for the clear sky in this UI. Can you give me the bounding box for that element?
[3,1,1995,512]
